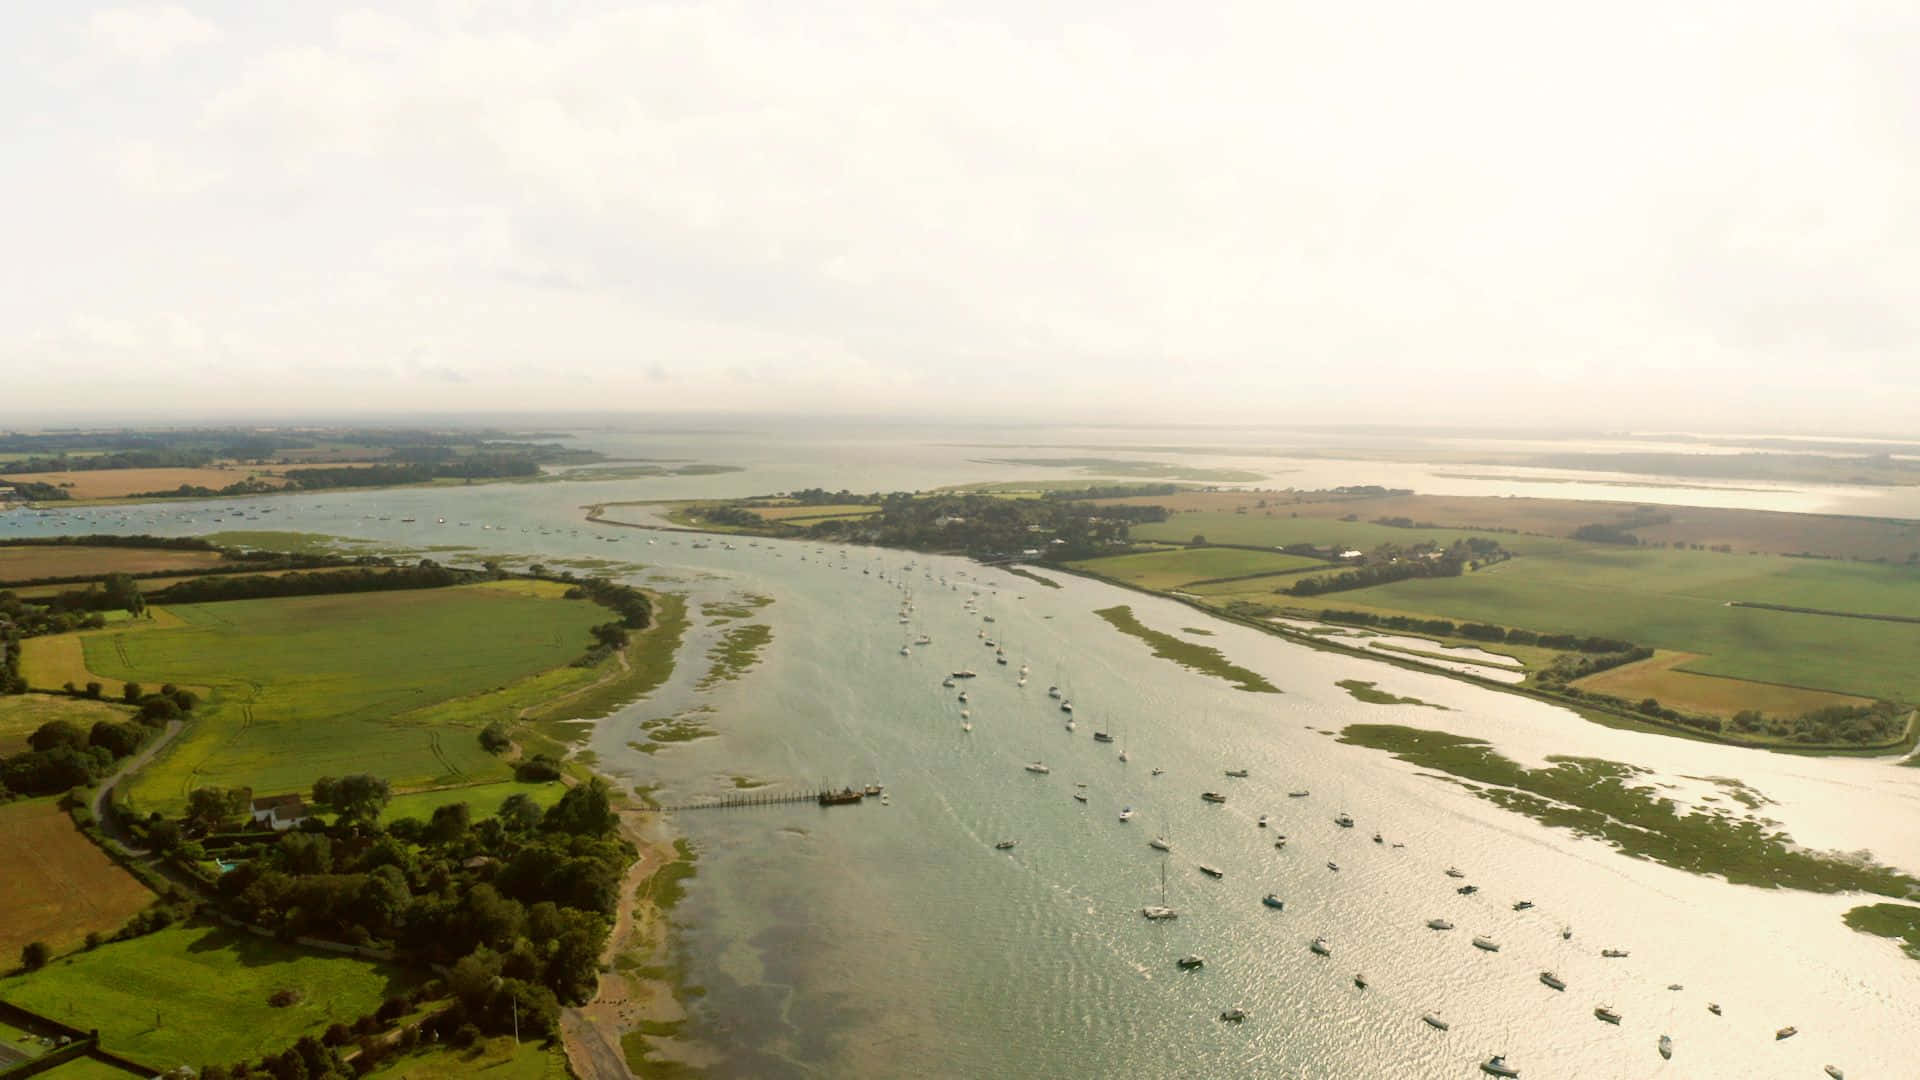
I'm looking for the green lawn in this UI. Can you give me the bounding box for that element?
[377,781,567,824]
[0,924,417,1069]
[35,1058,147,1080]
[362,1036,569,1079]
[1327,547,1920,701]
[1067,547,1324,590]
[0,694,137,755]
[84,581,608,811]
[1132,512,1581,556]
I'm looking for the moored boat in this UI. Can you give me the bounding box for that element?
[1422,1013,1449,1031]
[1775,1026,1796,1040]
[1334,812,1355,827]
[1539,971,1565,991]
[1219,1007,1246,1023]
[1118,806,1135,822]
[1353,973,1368,989]
[1263,894,1285,910]
[1288,790,1309,798]
[1150,836,1172,851]
[1310,936,1331,956]
[1025,762,1051,774]
[1199,864,1224,879]
[1658,1034,1672,1060]
[1601,948,1629,958]
[1457,885,1478,895]
[1427,918,1455,931]
[1445,867,1466,878]
[1825,1066,1844,1079]
[818,788,864,806]
[1224,768,1249,778]
[1707,1003,1721,1015]
[1512,900,1534,911]
[1479,1055,1517,1077]
[1257,815,1268,828]
[1177,954,1204,970]
[994,840,1016,850]
[1595,1004,1622,1025]
[1472,936,1500,952]
[1201,792,1227,803]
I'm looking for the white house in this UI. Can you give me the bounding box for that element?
[250,794,310,831]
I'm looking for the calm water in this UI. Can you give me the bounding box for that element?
[6,427,1919,1078]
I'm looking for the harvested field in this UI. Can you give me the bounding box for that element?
[0,545,226,584]
[1574,651,1872,719]
[0,468,285,500]
[0,798,155,962]
[749,503,882,522]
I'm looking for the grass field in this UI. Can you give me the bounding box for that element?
[32,1058,145,1080]
[1130,511,1580,557]
[0,799,155,965]
[0,924,417,1068]
[1322,546,1920,702]
[46,581,610,810]
[1067,547,1324,591]
[364,1036,570,1079]
[0,694,137,754]
[377,781,566,824]
[0,545,227,584]
[1574,651,1870,718]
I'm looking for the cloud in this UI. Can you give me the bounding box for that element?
[87,5,219,61]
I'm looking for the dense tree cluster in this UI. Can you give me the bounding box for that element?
[148,562,474,604]
[201,779,628,1036]
[1729,701,1907,745]
[791,492,1165,559]
[0,688,191,798]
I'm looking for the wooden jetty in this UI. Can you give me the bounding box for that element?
[639,785,882,813]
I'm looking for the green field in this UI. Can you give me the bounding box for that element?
[1068,547,1324,591]
[363,1036,569,1079]
[0,694,137,754]
[376,780,567,824]
[1131,512,1579,556]
[73,581,609,810]
[1323,547,1920,701]
[0,924,417,1068]
[34,1057,145,1080]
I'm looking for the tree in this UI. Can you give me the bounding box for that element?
[427,802,472,846]
[187,786,251,832]
[497,792,544,832]
[20,941,49,971]
[543,778,616,837]
[123,681,144,703]
[314,774,389,825]
[28,719,87,753]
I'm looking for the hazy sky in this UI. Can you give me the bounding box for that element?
[3,3,1916,429]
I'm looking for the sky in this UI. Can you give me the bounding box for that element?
[2,2,1916,430]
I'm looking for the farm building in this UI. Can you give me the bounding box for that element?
[250,794,310,831]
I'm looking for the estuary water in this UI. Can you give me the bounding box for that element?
[6,427,1920,1078]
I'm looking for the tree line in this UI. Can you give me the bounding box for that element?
[0,684,197,799]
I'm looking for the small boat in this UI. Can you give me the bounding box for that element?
[1310,937,1331,956]
[1595,1005,1622,1025]
[1273,839,1287,850]
[1472,936,1500,952]
[1177,955,1204,970]
[995,655,1008,665]
[957,691,969,703]
[1539,971,1565,991]
[915,634,932,645]
[1025,762,1051,775]
[942,677,956,687]
[1372,832,1384,844]
[1326,861,1339,871]
[961,721,972,731]
[1825,1066,1844,1079]
[995,840,1017,850]
[1201,792,1227,804]
[1151,768,1165,776]
[952,670,977,679]
[1288,790,1309,798]
[1092,731,1114,743]
[900,645,911,656]
[1060,701,1073,714]
[1199,864,1224,879]
[1427,918,1455,931]
[1666,983,1683,991]
[1149,836,1172,851]
[1457,885,1479,895]
[1065,718,1075,731]
[1707,1003,1721,1016]
[1072,793,1087,803]
[1224,768,1249,778]
[1353,973,1368,989]
[1263,894,1285,910]
[1445,867,1466,878]
[1512,900,1534,911]
[1048,685,1060,698]
[1479,1055,1517,1077]
[1257,815,1269,828]
[1775,1026,1797,1041]
[1658,1034,1672,1060]
[1562,926,1573,940]
[1334,813,1355,827]
[1118,807,1135,822]
[1218,1008,1246,1023]
[1142,906,1177,920]
[1601,949,1629,958]
[1422,1013,1450,1031]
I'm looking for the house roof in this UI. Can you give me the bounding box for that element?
[252,794,306,812]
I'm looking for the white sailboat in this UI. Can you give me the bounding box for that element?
[1142,861,1177,920]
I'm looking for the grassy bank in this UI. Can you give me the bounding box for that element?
[1336,723,1920,897]
[1336,680,1444,709]
[1091,605,1278,693]
[1843,903,1920,960]
[695,624,773,690]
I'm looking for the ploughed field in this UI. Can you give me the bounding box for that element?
[22,580,608,810]
[0,545,227,584]
[0,798,154,962]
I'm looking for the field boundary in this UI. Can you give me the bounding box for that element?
[1728,600,1920,625]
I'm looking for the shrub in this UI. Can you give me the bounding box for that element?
[20,940,50,970]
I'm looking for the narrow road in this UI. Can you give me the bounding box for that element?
[91,719,183,857]
[561,1008,636,1080]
